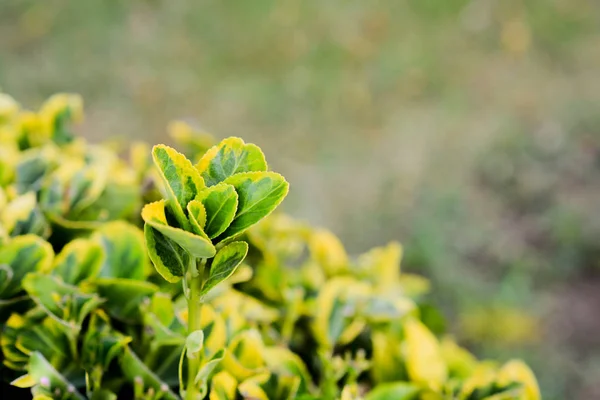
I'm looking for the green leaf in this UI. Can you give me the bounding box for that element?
[200,242,248,297]
[22,273,104,331]
[218,172,289,241]
[144,224,190,283]
[142,200,215,259]
[94,278,158,322]
[82,311,131,374]
[0,264,14,295]
[150,292,176,327]
[195,349,225,385]
[194,183,239,239]
[364,382,421,400]
[186,330,204,359]
[152,144,205,228]
[0,235,54,299]
[3,314,73,371]
[186,199,208,238]
[92,221,148,280]
[27,352,86,400]
[90,390,118,400]
[2,191,50,237]
[53,238,104,285]
[196,137,267,186]
[120,348,179,400]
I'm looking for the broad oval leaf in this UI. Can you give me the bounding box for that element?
[217,172,289,241]
[152,144,205,228]
[196,137,267,186]
[53,238,104,285]
[200,241,248,297]
[144,224,190,283]
[194,183,238,239]
[92,221,148,280]
[142,200,215,259]
[0,235,54,299]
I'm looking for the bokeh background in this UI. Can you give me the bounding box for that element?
[1,1,599,398]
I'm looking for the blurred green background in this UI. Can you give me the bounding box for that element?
[1,1,599,398]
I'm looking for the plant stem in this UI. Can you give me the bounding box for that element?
[319,348,337,400]
[186,258,205,400]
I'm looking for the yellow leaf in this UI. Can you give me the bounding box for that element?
[210,371,238,400]
[403,318,447,390]
[497,360,541,400]
[238,379,269,400]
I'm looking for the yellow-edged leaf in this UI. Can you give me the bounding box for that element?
[196,137,267,186]
[218,171,289,241]
[142,200,215,258]
[152,144,205,229]
[194,183,239,239]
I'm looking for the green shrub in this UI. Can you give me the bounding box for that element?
[0,92,540,400]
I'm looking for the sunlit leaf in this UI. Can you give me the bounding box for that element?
[152,144,205,228]
[200,241,248,297]
[218,172,289,241]
[142,200,215,259]
[196,137,267,186]
[194,183,239,239]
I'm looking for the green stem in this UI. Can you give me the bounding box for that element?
[186,258,205,400]
[319,348,337,400]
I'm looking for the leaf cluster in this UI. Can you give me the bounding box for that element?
[0,92,540,400]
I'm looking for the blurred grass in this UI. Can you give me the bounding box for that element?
[2,1,600,398]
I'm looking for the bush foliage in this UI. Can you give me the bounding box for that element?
[0,92,540,400]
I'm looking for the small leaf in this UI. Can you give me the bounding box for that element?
[196,137,267,186]
[152,144,205,228]
[143,200,215,258]
[53,238,104,285]
[144,224,190,283]
[218,172,289,241]
[11,374,36,388]
[187,200,207,236]
[194,183,238,239]
[186,330,204,359]
[194,349,224,385]
[200,242,248,297]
